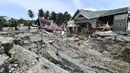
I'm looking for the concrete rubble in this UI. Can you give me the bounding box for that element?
[91,31,130,43]
[0,28,130,73]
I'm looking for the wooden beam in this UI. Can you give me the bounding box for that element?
[75,17,87,20]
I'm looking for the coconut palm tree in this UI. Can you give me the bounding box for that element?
[28,9,34,29]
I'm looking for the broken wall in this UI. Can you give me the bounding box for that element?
[113,14,128,31]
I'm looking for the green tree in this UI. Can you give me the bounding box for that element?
[26,20,31,28]
[50,11,57,22]
[18,18,24,24]
[38,9,44,17]
[0,16,6,30]
[56,12,64,25]
[45,11,50,19]
[63,11,71,24]
[28,9,34,29]
[8,18,18,30]
[28,10,34,19]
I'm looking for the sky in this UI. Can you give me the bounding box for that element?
[0,0,130,19]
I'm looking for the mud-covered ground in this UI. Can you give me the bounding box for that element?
[0,26,130,73]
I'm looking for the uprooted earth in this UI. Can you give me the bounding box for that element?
[0,26,130,73]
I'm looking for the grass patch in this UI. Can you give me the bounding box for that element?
[108,60,130,73]
[111,67,126,73]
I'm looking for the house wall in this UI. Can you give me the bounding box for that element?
[113,14,128,31]
[128,22,130,30]
[76,19,97,28]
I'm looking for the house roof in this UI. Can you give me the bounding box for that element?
[67,20,77,27]
[101,7,129,17]
[71,7,129,20]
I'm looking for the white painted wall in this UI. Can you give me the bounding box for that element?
[128,22,130,30]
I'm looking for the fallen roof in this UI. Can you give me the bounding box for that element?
[71,7,129,20]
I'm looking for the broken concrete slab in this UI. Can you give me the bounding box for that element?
[0,26,130,73]
[0,54,9,73]
[9,45,69,73]
[116,35,130,43]
[0,36,14,56]
[94,31,117,37]
[0,32,8,35]
[0,55,8,66]
[9,45,39,66]
[0,36,14,44]
[29,34,42,42]
[27,56,69,73]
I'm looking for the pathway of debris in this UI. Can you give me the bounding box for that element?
[0,27,130,73]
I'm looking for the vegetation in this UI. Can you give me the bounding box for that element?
[37,9,71,25]
[8,18,19,30]
[28,9,34,29]
[50,11,56,22]
[38,9,44,17]
[0,16,6,30]
[0,8,71,31]
[108,60,130,73]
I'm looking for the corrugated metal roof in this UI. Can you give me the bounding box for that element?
[101,7,129,17]
[79,10,106,19]
[71,7,129,20]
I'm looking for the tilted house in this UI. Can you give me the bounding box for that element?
[69,7,130,34]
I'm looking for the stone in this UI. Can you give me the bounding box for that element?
[91,33,98,38]
[9,45,39,65]
[13,64,18,68]
[56,51,97,73]
[48,40,54,45]
[105,36,115,40]
[0,46,4,54]
[96,37,104,41]
[0,55,8,66]
[0,36,14,44]
[94,31,117,37]
[0,32,8,35]
[0,55,9,73]
[30,35,42,42]
[9,45,69,73]
[0,36,14,56]
[67,37,79,41]
[1,26,130,73]
[115,36,125,42]
[102,51,111,57]
[117,35,130,43]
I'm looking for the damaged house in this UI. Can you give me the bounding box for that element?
[68,7,130,34]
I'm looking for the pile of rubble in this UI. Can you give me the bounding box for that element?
[91,31,130,43]
[0,28,130,73]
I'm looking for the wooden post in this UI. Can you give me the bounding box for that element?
[76,27,78,34]
[86,23,89,34]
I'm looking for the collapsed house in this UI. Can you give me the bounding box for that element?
[68,7,130,34]
[36,17,61,32]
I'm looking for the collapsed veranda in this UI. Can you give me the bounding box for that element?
[68,7,130,34]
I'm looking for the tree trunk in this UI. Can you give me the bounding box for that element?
[28,25,31,30]
[28,21,31,30]
[15,26,18,30]
[0,25,3,31]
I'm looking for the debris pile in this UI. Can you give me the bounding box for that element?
[0,28,130,73]
[91,30,130,43]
